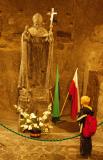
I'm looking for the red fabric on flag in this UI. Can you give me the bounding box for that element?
[69,69,80,119]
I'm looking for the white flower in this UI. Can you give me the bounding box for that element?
[17,106,21,110]
[39,122,44,127]
[36,118,39,121]
[43,111,51,115]
[20,112,24,116]
[15,103,53,133]
[26,119,32,124]
[47,111,51,115]
[48,103,52,110]
[42,115,47,120]
[36,125,40,129]
[28,125,32,130]
[30,113,36,119]
[24,124,28,130]
[20,111,24,115]
[23,112,29,118]
[21,124,28,130]
[39,117,42,121]
[20,119,24,122]
[19,108,23,113]
[43,111,48,115]
[33,124,38,128]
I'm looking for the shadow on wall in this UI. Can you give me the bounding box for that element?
[86,71,99,117]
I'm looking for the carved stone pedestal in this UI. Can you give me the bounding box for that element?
[18,87,50,114]
[18,88,32,112]
[30,87,50,115]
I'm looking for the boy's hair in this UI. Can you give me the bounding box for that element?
[81,96,90,105]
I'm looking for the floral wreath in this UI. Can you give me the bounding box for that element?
[14,103,53,133]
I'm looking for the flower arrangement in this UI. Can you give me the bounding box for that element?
[14,103,53,134]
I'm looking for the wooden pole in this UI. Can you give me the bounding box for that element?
[49,86,54,104]
[60,93,69,116]
[50,90,53,104]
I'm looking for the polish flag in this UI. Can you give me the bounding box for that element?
[69,68,80,119]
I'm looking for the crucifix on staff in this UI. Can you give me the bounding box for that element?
[47,8,57,32]
[45,8,57,92]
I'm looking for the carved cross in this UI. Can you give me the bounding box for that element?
[47,8,57,31]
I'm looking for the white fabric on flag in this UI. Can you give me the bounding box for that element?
[69,68,80,119]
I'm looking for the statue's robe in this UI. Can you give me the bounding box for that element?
[18,26,49,89]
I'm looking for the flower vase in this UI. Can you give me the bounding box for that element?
[30,129,41,138]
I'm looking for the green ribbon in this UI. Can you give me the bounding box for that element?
[0,121,103,142]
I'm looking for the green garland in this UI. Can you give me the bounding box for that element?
[0,121,103,142]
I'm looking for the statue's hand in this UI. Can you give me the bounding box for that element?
[22,25,30,41]
[23,31,30,41]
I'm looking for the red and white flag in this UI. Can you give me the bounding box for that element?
[69,68,80,119]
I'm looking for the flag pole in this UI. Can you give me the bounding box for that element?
[60,93,69,116]
[50,90,53,103]
[49,87,54,104]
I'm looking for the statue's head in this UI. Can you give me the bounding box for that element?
[32,13,43,27]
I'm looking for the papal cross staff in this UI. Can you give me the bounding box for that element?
[46,8,57,90]
[45,8,57,103]
[47,8,57,32]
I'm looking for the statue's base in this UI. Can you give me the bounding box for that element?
[31,87,49,102]
[18,86,51,116]
[30,87,50,115]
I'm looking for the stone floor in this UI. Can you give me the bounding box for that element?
[0,111,103,160]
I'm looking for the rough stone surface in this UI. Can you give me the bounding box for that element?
[0,113,103,160]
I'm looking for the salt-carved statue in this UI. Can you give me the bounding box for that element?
[17,9,57,113]
[18,12,55,90]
